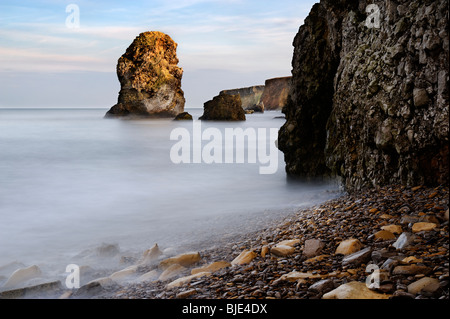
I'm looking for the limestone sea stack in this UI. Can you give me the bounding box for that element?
[105,31,185,118]
[199,93,246,121]
[278,0,449,191]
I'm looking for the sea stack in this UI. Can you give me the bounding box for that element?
[199,93,246,121]
[105,31,185,118]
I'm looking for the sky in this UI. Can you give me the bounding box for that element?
[0,0,317,108]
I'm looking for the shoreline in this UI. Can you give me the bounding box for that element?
[1,184,447,300]
[94,184,448,300]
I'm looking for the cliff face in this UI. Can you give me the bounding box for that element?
[105,31,185,118]
[261,77,292,110]
[220,86,265,112]
[279,0,449,191]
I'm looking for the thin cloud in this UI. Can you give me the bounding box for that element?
[0,1,312,74]
[0,47,110,72]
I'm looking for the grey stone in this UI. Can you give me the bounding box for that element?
[308,279,335,294]
[303,239,325,258]
[393,232,416,250]
[342,247,372,266]
[0,280,62,299]
[392,265,432,276]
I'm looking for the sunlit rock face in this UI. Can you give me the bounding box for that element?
[278,0,449,191]
[220,86,265,113]
[199,93,246,121]
[260,77,291,111]
[105,31,185,118]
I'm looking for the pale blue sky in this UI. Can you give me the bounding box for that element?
[0,0,317,108]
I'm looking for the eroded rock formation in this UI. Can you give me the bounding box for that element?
[105,31,185,118]
[279,0,449,191]
[199,93,246,121]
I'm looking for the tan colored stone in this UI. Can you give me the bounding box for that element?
[166,272,211,289]
[2,265,42,289]
[402,256,423,264]
[159,252,201,270]
[335,238,363,255]
[158,264,186,281]
[392,265,431,275]
[373,230,396,240]
[322,281,391,299]
[109,265,138,282]
[304,254,330,264]
[231,250,257,265]
[381,225,403,234]
[138,243,163,265]
[270,245,295,257]
[279,271,323,282]
[176,289,198,299]
[138,269,159,282]
[412,222,437,233]
[277,239,300,247]
[261,245,269,258]
[86,277,115,288]
[407,277,440,295]
[191,261,231,275]
[58,291,73,299]
[346,269,358,275]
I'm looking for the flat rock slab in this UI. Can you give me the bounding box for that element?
[2,265,42,289]
[158,264,187,282]
[407,277,441,295]
[381,225,403,234]
[392,265,432,276]
[303,239,325,258]
[412,222,437,233]
[159,252,201,270]
[191,261,231,275]
[335,238,363,255]
[322,281,391,299]
[231,250,257,265]
[166,272,211,289]
[270,245,295,257]
[342,247,372,266]
[393,232,416,250]
[373,230,396,240]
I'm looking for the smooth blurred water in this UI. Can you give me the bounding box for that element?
[0,108,340,279]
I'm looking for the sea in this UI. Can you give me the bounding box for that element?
[0,107,341,288]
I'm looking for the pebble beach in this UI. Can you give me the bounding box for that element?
[85,184,449,300]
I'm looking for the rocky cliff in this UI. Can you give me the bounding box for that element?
[220,86,265,112]
[105,31,185,118]
[260,77,292,110]
[278,0,449,191]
